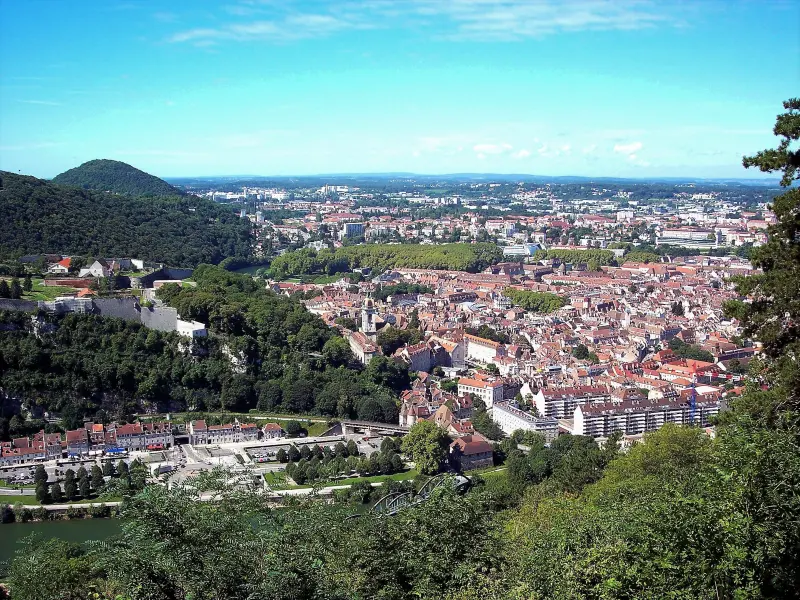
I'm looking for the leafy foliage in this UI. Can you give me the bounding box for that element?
[503,288,565,313]
[726,98,800,402]
[0,171,251,266]
[533,248,617,269]
[668,337,715,363]
[269,243,502,278]
[401,420,449,475]
[465,325,510,344]
[51,159,183,197]
[373,282,434,301]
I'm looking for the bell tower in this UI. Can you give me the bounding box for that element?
[362,293,376,340]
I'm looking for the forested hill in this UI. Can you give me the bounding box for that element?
[51,159,183,197]
[0,171,251,266]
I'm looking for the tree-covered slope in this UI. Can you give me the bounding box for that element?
[0,171,252,266]
[51,159,183,197]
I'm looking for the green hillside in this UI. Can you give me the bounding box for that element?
[52,159,183,197]
[0,171,251,266]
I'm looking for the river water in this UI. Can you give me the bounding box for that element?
[0,518,122,574]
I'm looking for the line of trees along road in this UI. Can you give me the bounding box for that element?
[268,242,503,279]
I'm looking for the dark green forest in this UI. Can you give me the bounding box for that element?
[51,159,184,197]
[268,242,502,279]
[0,267,405,437]
[0,171,252,266]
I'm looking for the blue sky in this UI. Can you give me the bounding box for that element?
[0,0,797,179]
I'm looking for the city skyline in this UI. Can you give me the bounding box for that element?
[1,0,798,179]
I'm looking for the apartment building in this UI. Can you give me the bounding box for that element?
[492,401,558,442]
[573,394,721,438]
[458,376,505,408]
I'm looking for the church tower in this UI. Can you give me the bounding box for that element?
[362,293,377,340]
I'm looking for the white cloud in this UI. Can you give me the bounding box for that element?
[513,149,531,159]
[169,0,677,44]
[613,141,643,154]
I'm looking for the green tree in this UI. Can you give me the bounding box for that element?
[285,420,303,437]
[9,277,22,299]
[346,439,359,457]
[35,482,50,504]
[727,98,800,402]
[571,343,590,360]
[34,464,48,487]
[64,469,78,501]
[102,460,114,477]
[276,448,288,463]
[50,482,63,503]
[0,280,10,298]
[401,420,449,475]
[91,464,104,491]
[23,274,32,292]
[79,475,90,499]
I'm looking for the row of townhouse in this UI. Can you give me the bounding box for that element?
[187,419,262,445]
[0,430,63,466]
[66,421,175,456]
[573,392,722,438]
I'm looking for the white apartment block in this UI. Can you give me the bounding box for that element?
[492,401,558,442]
[458,376,504,408]
[573,397,721,438]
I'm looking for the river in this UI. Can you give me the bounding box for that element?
[0,518,122,575]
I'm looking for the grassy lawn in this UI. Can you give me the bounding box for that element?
[0,494,122,506]
[0,495,39,505]
[328,469,419,487]
[22,279,79,301]
[271,419,329,438]
[465,465,507,477]
[0,482,36,490]
[230,265,264,276]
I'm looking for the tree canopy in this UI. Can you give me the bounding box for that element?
[0,171,251,266]
[51,159,184,197]
[269,243,502,279]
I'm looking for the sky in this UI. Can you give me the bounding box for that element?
[0,0,798,179]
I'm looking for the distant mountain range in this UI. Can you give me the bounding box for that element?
[53,159,185,197]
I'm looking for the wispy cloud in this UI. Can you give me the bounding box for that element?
[512,149,531,159]
[18,99,62,106]
[168,0,677,45]
[613,141,643,154]
[169,12,370,44]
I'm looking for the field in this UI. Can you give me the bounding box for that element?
[23,279,78,301]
